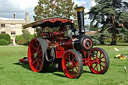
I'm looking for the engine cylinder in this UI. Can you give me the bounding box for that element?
[63,35,93,51]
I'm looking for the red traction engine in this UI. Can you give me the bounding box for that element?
[23,6,109,79]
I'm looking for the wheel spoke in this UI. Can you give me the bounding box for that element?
[73,70,76,75]
[36,60,40,70]
[38,49,42,53]
[71,68,75,75]
[89,59,96,64]
[69,54,71,61]
[100,64,102,71]
[31,54,34,56]
[37,44,41,52]
[68,67,71,71]
[101,60,105,63]
[32,58,38,65]
[96,64,98,71]
[32,45,36,51]
[99,63,105,68]
[99,53,101,59]
[72,57,75,62]
[72,53,74,60]
[74,66,78,72]
[96,51,98,58]
[66,55,70,61]
[94,64,97,70]
[38,54,42,57]
[100,56,104,59]
[35,40,38,47]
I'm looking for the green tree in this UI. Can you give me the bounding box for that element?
[33,0,77,21]
[88,0,128,45]
[22,29,30,41]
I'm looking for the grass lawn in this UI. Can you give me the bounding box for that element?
[0,45,128,85]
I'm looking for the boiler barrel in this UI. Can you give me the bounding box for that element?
[63,36,93,51]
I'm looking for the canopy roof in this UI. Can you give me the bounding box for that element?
[23,17,73,29]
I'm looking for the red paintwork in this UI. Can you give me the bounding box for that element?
[63,39,74,50]
[42,18,73,23]
[88,48,107,74]
[62,50,80,78]
[81,50,89,66]
[28,38,43,72]
[23,18,73,29]
[55,47,65,58]
[51,32,65,43]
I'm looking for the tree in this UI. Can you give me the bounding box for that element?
[33,0,77,21]
[88,0,128,45]
[22,29,30,41]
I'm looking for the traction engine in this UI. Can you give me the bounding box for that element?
[23,6,109,79]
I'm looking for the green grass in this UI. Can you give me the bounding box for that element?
[0,45,128,85]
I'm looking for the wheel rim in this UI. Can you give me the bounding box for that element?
[88,48,106,74]
[28,39,43,72]
[62,51,79,78]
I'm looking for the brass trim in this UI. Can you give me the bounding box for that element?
[75,6,85,12]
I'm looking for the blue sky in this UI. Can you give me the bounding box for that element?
[0,0,96,24]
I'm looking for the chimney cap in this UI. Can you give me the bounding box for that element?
[75,6,85,12]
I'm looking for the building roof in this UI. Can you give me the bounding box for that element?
[85,31,97,36]
[0,17,24,20]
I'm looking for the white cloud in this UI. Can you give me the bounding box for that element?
[11,0,38,10]
[0,0,96,23]
[89,0,96,7]
[73,0,96,9]
[0,0,38,19]
[73,0,87,6]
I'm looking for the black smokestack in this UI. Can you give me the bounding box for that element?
[75,6,85,34]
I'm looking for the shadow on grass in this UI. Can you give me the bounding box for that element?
[13,62,94,78]
[13,62,31,71]
[13,62,66,78]
[53,73,66,78]
[83,70,92,74]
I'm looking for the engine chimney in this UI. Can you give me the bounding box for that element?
[75,6,85,34]
[25,12,29,21]
[14,13,16,19]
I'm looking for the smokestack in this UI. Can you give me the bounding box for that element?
[25,12,29,21]
[14,13,16,19]
[75,6,85,34]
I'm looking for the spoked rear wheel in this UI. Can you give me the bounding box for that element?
[88,47,109,74]
[62,49,83,79]
[28,38,49,72]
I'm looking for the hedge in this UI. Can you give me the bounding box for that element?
[16,35,34,45]
[0,39,9,45]
[15,35,24,43]
[0,34,11,43]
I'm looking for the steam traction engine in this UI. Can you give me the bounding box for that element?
[23,6,109,79]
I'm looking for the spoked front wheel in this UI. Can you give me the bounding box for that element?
[88,47,109,74]
[62,49,83,79]
[28,38,49,73]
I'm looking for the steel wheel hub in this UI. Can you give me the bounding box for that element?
[95,58,99,64]
[67,62,72,67]
[34,52,38,58]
